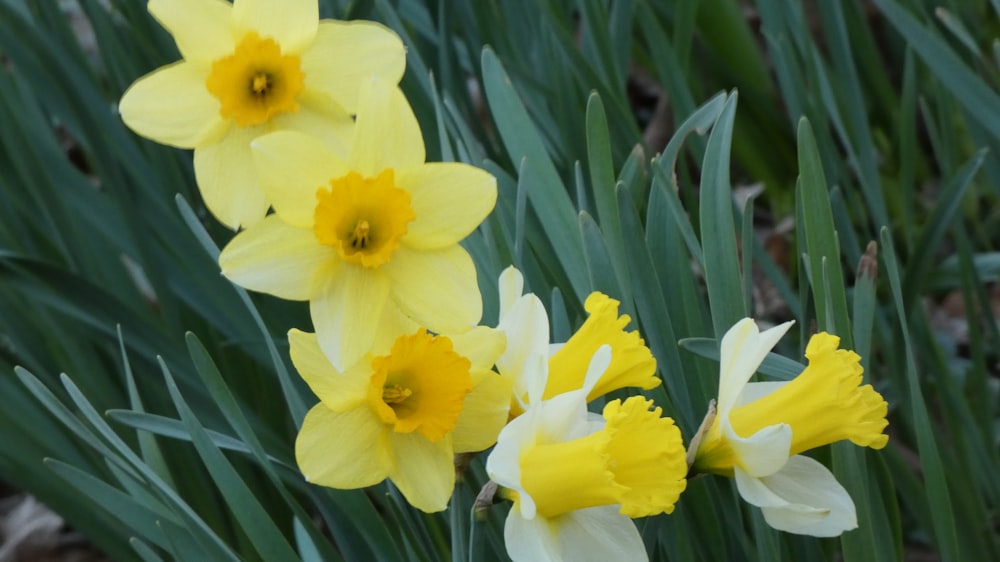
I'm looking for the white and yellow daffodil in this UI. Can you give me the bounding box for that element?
[119,0,405,229]
[218,78,496,369]
[692,318,889,537]
[495,266,660,417]
[292,314,512,513]
[486,346,687,562]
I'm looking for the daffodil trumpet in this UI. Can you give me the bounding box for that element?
[691,318,889,537]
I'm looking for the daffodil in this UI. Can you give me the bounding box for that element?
[118,0,405,229]
[495,266,659,416]
[292,316,512,512]
[486,346,687,562]
[218,78,497,369]
[692,318,889,537]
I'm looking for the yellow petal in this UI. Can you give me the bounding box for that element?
[311,265,391,370]
[349,80,424,177]
[384,245,482,333]
[299,20,406,113]
[395,163,498,249]
[193,127,270,229]
[231,0,317,54]
[148,0,234,63]
[387,432,455,512]
[269,90,353,159]
[449,326,506,371]
[546,293,659,401]
[251,130,348,228]
[296,404,391,489]
[288,329,368,409]
[219,215,333,300]
[452,371,513,453]
[119,61,227,149]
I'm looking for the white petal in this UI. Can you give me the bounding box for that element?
[503,505,561,562]
[497,266,525,321]
[758,455,858,537]
[579,345,612,398]
[727,422,792,478]
[717,319,793,420]
[496,292,550,402]
[738,381,788,406]
[556,506,648,562]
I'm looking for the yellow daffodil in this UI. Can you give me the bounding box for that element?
[692,318,889,537]
[495,266,659,416]
[486,346,686,562]
[292,316,512,513]
[118,0,405,229]
[218,78,497,369]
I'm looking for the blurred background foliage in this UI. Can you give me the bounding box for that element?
[0,0,999,560]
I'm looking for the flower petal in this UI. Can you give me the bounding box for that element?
[219,215,332,299]
[758,455,858,537]
[148,0,234,63]
[231,0,317,53]
[194,126,272,229]
[449,326,506,371]
[269,90,354,159]
[350,79,424,177]
[503,505,561,562]
[299,20,406,113]
[727,422,792,478]
[498,266,525,320]
[119,61,227,149]
[395,163,497,249]
[452,371,513,453]
[496,291,550,402]
[555,506,648,562]
[718,318,793,420]
[739,381,787,406]
[251,130,347,228]
[311,265,391,370]
[288,329,369,409]
[388,432,454,512]
[295,404,391,489]
[385,245,482,333]
[218,216,329,298]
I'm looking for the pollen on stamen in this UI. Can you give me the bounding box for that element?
[251,74,270,96]
[383,384,412,404]
[350,220,371,249]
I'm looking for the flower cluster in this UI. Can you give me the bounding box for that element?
[119,1,890,560]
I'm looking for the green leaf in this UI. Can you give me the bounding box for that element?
[880,227,962,562]
[699,92,746,337]
[158,356,300,562]
[480,47,589,302]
